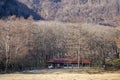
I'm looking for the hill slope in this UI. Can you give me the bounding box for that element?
[0,0,42,20]
[18,0,120,24]
[0,0,120,25]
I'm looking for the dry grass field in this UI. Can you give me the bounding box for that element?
[0,69,120,80]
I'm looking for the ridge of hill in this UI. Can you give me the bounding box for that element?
[0,0,120,26]
[19,0,120,26]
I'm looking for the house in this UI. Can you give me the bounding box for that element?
[47,58,92,68]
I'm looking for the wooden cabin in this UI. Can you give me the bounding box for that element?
[47,58,92,68]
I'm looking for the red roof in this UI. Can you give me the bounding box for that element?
[47,58,91,64]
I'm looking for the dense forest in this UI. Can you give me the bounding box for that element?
[0,0,120,73]
[0,16,120,72]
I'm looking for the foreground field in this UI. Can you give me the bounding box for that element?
[0,69,120,80]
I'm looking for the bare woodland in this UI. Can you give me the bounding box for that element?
[0,16,120,72]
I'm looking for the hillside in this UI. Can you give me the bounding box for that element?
[0,0,120,26]
[19,0,120,25]
[0,0,41,20]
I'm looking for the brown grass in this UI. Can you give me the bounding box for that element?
[0,69,120,80]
